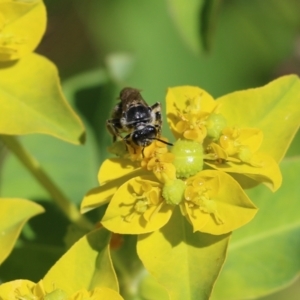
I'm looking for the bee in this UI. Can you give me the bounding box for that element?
[106,87,172,151]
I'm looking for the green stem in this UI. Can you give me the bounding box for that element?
[1,135,93,230]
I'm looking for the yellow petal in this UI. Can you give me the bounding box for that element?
[166,86,216,138]
[0,279,39,299]
[81,159,148,214]
[0,0,46,61]
[184,170,257,235]
[80,186,114,214]
[98,158,139,184]
[206,142,228,160]
[101,177,174,234]
[238,128,263,153]
[205,153,282,192]
[216,75,300,162]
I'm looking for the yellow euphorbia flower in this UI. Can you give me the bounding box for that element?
[101,176,174,234]
[167,86,282,191]
[81,76,300,235]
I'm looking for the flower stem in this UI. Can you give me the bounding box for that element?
[0,135,93,230]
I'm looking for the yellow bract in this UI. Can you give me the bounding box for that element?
[205,153,282,192]
[0,279,45,300]
[219,127,263,159]
[181,170,257,235]
[0,0,46,61]
[0,280,123,300]
[101,177,174,234]
[81,158,148,213]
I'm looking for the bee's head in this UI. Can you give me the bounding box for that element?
[131,125,157,147]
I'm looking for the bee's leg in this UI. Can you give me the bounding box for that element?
[150,102,162,136]
[123,134,137,154]
[106,119,123,142]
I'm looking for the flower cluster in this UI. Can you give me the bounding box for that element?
[0,279,123,300]
[81,85,284,235]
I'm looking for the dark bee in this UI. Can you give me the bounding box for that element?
[106,87,171,150]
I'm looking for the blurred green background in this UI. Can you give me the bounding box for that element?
[0,0,299,298]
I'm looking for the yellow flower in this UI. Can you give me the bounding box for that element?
[101,176,174,234]
[167,85,282,192]
[181,170,256,234]
[81,76,300,235]
[0,280,123,300]
[172,92,217,143]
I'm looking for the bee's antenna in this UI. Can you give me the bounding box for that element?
[153,138,173,146]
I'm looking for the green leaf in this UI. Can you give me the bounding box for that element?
[62,68,109,104]
[0,242,63,282]
[212,157,300,299]
[1,133,99,206]
[137,207,230,300]
[43,228,119,295]
[168,0,223,52]
[0,0,46,61]
[0,53,85,144]
[166,0,204,54]
[286,130,300,157]
[139,274,169,300]
[200,0,222,51]
[0,198,44,264]
[217,75,300,163]
[79,0,300,101]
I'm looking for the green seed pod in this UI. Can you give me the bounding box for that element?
[206,113,227,140]
[171,139,204,178]
[162,179,186,205]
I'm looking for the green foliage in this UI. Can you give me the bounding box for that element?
[0,0,300,299]
[0,54,85,144]
[0,199,44,264]
[212,158,300,299]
